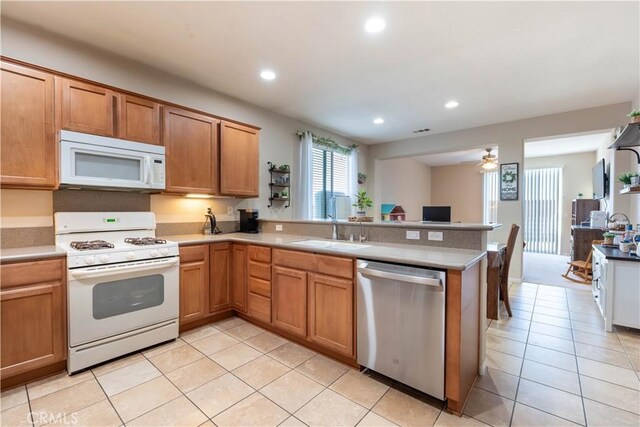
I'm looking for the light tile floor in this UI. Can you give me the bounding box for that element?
[1,283,639,426]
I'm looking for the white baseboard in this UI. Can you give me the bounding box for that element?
[509,276,523,284]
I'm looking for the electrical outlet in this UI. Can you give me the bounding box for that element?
[406,230,420,240]
[275,224,283,231]
[428,231,444,241]
[227,206,234,216]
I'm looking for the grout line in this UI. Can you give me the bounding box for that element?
[566,288,589,426]
[23,385,35,427]
[90,370,125,427]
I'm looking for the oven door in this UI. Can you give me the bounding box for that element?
[68,257,179,347]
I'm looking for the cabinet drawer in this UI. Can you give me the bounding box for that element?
[249,276,271,298]
[248,245,271,263]
[248,293,271,324]
[1,258,64,289]
[248,261,271,281]
[273,249,353,279]
[179,245,206,263]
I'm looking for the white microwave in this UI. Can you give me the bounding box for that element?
[60,130,165,191]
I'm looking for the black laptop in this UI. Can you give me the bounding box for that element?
[422,206,451,222]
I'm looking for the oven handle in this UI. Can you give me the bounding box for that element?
[70,257,179,279]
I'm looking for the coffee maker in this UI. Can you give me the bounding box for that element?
[238,209,259,233]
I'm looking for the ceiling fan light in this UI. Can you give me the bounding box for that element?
[481,161,498,170]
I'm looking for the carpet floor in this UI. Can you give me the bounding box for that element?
[522,252,591,290]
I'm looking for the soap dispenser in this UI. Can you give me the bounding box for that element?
[203,208,221,235]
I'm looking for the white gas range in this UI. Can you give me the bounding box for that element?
[55,212,179,373]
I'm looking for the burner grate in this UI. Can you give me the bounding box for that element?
[70,240,115,251]
[125,237,168,246]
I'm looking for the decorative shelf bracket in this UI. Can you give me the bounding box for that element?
[616,147,640,164]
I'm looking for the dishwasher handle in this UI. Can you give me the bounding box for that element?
[358,265,443,288]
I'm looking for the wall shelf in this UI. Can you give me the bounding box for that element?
[609,123,640,164]
[620,185,640,195]
[267,161,291,208]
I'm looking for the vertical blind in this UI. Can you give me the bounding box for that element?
[523,167,562,254]
[311,146,350,219]
[483,172,499,224]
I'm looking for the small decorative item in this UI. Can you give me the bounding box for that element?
[278,164,290,172]
[617,172,638,188]
[603,232,615,245]
[577,193,583,199]
[281,190,288,198]
[272,192,279,199]
[627,109,640,124]
[500,163,519,201]
[358,172,367,185]
[352,189,373,217]
[631,175,640,186]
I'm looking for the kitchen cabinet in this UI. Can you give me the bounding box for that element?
[272,266,308,338]
[247,245,272,323]
[308,273,354,356]
[59,78,117,137]
[179,245,209,324]
[118,94,161,145]
[219,121,260,197]
[209,243,231,313]
[1,62,57,189]
[163,106,219,194]
[1,258,66,380]
[231,244,248,313]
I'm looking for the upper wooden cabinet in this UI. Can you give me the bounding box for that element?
[118,94,161,145]
[1,258,66,379]
[1,62,56,189]
[163,106,219,194]
[59,78,117,137]
[209,243,231,314]
[220,121,259,197]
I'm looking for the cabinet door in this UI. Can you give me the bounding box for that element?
[231,244,248,313]
[60,78,116,137]
[163,107,219,194]
[1,258,66,379]
[179,246,209,324]
[209,243,231,313]
[219,121,259,197]
[118,94,161,145]
[272,266,307,338]
[308,273,354,356]
[1,62,56,189]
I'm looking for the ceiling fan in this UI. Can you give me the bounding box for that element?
[477,148,498,172]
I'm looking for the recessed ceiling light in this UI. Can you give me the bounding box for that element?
[445,100,459,109]
[260,70,276,80]
[364,17,386,33]
[373,117,385,124]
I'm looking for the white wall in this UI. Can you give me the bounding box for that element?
[369,102,633,279]
[0,19,367,228]
[524,151,597,255]
[379,158,431,221]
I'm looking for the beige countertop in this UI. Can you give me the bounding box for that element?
[260,218,501,231]
[1,245,67,263]
[1,233,486,270]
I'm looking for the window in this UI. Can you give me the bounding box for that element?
[311,146,351,219]
[483,171,499,224]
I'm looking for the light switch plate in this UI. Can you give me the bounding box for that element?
[406,230,420,240]
[428,231,444,241]
[275,224,283,231]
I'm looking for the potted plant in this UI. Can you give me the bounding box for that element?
[358,172,367,185]
[352,189,373,217]
[603,232,615,245]
[278,164,290,172]
[617,172,637,188]
[627,109,640,124]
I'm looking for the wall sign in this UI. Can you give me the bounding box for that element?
[500,163,519,201]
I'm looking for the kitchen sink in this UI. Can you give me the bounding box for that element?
[289,239,370,251]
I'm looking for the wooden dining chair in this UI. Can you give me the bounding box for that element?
[562,240,603,284]
[499,224,520,317]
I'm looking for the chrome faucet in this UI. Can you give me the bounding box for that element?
[328,214,338,240]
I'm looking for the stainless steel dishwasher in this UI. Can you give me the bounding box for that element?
[357,259,446,400]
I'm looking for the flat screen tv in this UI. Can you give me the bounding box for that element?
[422,206,451,222]
[593,159,607,199]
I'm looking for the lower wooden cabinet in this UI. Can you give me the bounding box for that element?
[209,243,231,313]
[308,273,354,357]
[179,245,209,324]
[272,266,308,338]
[231,244,248,312]
[1,258,66,379]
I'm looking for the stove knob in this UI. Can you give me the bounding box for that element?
[99,255,110,263]
[126,252,136,260]
[150,250,159,257]
[160,248,170,256]
[84,256,95,265]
